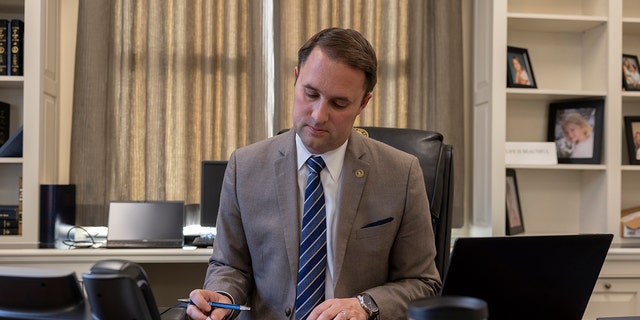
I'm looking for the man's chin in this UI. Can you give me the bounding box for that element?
[298,134,327,153]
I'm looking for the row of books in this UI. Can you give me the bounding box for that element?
[0,19,23,76]
[0,205,20,235]
[0,176,22,236]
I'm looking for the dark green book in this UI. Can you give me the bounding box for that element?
[0,20,8,75]
[9,19,23,76]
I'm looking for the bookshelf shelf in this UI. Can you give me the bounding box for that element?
[0,157,22,164]
[0,77,23,89]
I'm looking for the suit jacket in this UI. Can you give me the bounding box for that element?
[204,129,441,319]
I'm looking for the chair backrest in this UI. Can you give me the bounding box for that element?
[354,127,453,277]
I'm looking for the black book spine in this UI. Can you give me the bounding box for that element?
[0,20,8,75]
[0,219,18,228]
[0,101,9,146]
[9,19,23,76]
[0,206,18,220]
[0,227,19,235]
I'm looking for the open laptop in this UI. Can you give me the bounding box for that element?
[106,201,185,248]
[440,233,613,320]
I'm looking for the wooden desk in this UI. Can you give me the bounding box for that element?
[0,248,212,306]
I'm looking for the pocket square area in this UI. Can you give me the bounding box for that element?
[363,217,394,228]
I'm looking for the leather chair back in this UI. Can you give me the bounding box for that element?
[354,127,453,277]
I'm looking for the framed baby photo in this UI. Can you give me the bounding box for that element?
[506,169,525,235]
[624,116,640,165]
[623,54,640,91]
[546,99,604,164]
[507,46,537,88]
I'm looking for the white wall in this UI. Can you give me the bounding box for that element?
[57,0,78,184]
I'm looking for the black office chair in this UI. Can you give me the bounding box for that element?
[279,127,454,277]
[354,127,453,277]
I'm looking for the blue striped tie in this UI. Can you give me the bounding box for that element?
[295,156,327,320]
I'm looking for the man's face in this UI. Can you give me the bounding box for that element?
[292,47,372,154]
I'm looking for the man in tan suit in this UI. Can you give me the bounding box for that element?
[188,27,441,320]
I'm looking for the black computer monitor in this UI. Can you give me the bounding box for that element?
[200,160,227,227]
[0,266,90,319]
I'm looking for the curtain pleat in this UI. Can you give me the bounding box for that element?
[71,0,464,227]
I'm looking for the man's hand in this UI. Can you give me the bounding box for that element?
[186,289,233,320]
[305,297,369,320]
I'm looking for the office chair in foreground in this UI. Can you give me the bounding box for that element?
[83,259,187,320]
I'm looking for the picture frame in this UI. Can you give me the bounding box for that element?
[624,116,640,165]
[623,54,640,91]
[506,169,525,235]
[507,46,537,88]
[547,99,604,164]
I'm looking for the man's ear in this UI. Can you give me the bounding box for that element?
[357,92,373,115]
[294,66,299,85]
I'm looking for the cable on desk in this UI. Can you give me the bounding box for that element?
[62,226,97,248]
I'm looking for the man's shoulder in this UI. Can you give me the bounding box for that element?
[350,131,417,163]
[234,130,291,157]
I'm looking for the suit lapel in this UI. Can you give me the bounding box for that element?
[273,130,303,279]
[332,131,369,290]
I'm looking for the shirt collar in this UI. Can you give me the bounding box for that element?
[295,133,347,182]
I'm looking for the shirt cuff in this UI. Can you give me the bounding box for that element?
[215,290,238,320]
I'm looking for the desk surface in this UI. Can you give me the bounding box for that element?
[0,247,212,264]
[0,246,638,261]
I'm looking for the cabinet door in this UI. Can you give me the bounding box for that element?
[583,278,640,319]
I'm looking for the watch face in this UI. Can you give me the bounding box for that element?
[359,294,379,314]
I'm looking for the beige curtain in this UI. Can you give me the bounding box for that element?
[71,0,464,227]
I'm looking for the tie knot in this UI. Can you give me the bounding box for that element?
[306,156,326,174]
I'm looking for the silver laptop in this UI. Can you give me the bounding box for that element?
[106,201,185,248]
[440,233,613,320]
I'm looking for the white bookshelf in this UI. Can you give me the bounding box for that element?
[474,1,640,317]
[0,0,59,248]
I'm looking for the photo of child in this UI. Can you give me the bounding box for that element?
[554,110,595,159]
[548,99,603,164]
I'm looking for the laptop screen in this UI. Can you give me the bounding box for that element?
[440,234,613,320]
[106,201,185,248]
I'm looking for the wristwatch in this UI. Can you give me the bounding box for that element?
[356,293,379,319]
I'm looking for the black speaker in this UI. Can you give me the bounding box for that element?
[39,184,76,248]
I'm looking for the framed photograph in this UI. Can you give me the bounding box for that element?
[547,99,604,164]
[507,46,537,88]
[624,116,640,165]
[623,54,640,91]
[506,169,525,235]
